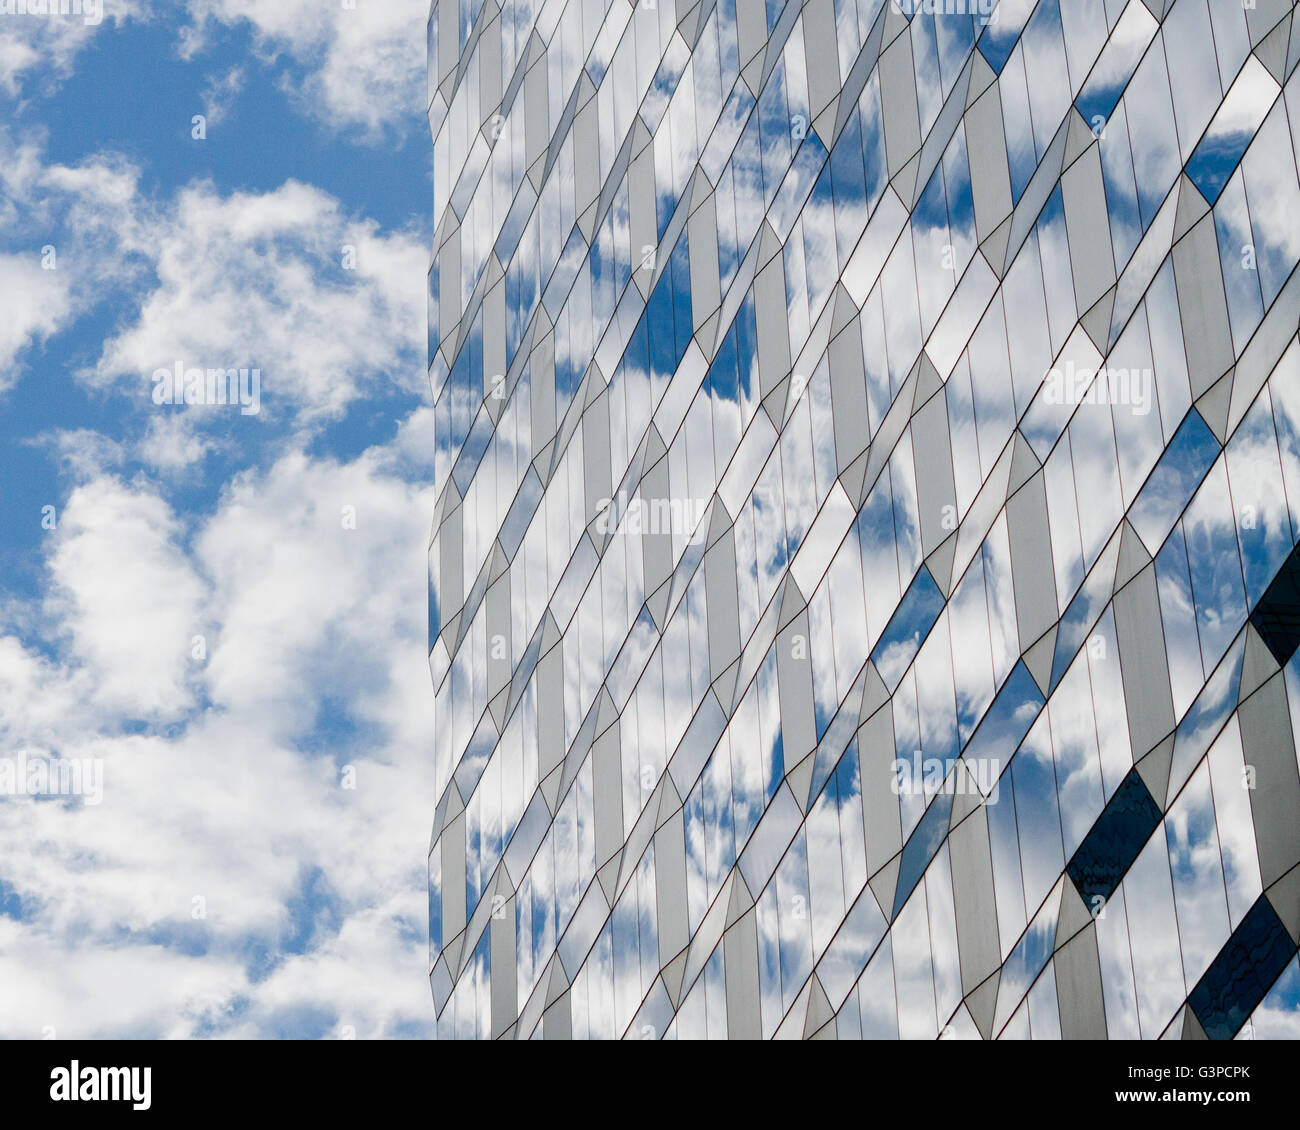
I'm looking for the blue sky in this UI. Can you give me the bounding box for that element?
[0,0,436,1037]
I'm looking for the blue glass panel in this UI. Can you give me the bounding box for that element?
[428,574,440,652]
[1066,768,1162,906]
[1169,631,1244,795]
[976,3,1026,74]
[670,234,693,362]
[891,788,954,920]
[870,565,945,690]
[451,406,495,496]
[1250,542,1300,666]
[1189,896,1297,1040]
[808,683,862,805]
[1074,16,1149,128]
[1129,409,1220,555]
[961,660,1044,772]
[1187,122,1257,205]
[710,319,741,402]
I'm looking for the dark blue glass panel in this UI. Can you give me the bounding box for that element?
[1189,896,1297,1040]
[1249,542,1300,666]
[1066,768,1162,906]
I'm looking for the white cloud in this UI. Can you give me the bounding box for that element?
[180,0,428,137]
[0,1,425,141]
[0,133,150,388]
[0,125,434,1043]
[200,63,244,125]
[45,477,205,721]
[0,131,426,437]
[135,413,219,472]
[0,252,71,388]
[91,178,426,429]
[0,430,436,1038]
[0,0,437,1043]
[0,1,147,98]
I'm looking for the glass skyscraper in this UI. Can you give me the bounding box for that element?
[429,0,1300,1039]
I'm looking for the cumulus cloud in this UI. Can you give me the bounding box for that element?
[200,63,245,125]
[0,0,436,1044]
[0,1,148,99]
[0,252,71,388]
[0,132,151,388]
[0,1,423,140]
[0,131,425,439]
[0,148,434,1034]
[45,477,205,721]
[180,0,428,138]
[0,435,436,1038]
[90,177,427,428]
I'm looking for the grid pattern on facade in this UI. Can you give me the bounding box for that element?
[429,0,1300,1039]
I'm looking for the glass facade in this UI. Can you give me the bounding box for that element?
[429,0,1300,1039]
